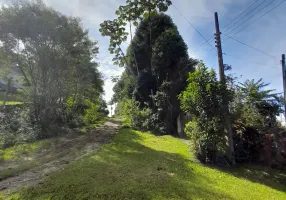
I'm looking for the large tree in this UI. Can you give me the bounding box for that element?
[113,13,197,134]
[0,1,103,131]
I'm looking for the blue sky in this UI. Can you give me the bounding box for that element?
[1,0,286,105]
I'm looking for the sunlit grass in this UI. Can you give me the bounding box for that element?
[0,101,22,105]
[0,140,53,161]
[4,128,286,200]
[0,139,58,180]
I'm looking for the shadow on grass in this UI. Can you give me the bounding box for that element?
[10,129,234,200]
[212,163,286,194]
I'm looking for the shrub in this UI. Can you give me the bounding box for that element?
[179,64,230,163]
[82,100,100,124]
[0,107,40,149]
[232,123,264,163]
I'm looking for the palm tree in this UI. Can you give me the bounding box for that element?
[238,78,282,127]
[239,78,279,103]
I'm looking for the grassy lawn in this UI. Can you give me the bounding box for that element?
[4,128,286,200]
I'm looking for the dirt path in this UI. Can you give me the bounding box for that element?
[0,120,120,192]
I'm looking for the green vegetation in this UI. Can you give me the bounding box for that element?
[0,1,285,199]
[0,1,109,150]
[5,128,286,200]
[0,101,22,105]
[0,139,54,161]
[109,13,197,134]
[0,138,60,179]
[179,63,229,163]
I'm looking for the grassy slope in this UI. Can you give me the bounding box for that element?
[5,129,286,200]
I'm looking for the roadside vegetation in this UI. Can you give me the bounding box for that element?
[0,1,109,151]
[4,128,286,200]
[0,0,285,199]
[107,0,285,169]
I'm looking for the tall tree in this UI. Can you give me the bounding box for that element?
[0,1,103,130]
[99,0,172,68]
[113,13,197,134]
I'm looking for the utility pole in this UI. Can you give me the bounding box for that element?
[214,12,225,82]
[281,54,286,124]
[214,12,235,165]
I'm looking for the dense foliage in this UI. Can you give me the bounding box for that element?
[0,1,107,148]
[112,13,196,134]
[179,64,231,163]
[179,64,284,165]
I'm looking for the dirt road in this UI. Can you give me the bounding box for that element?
[0,119,120,192]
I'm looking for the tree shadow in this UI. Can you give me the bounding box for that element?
[12,129,234,200]
[211,163,286,193]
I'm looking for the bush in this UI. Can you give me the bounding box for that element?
[179,64,229,163]
[82,100,100,124]
[115,98,166,133]
[232,123,264,163]
[0,107,40,149]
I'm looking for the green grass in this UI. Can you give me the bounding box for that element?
[4,129,286,200]
[0,101,22,105]
[0,140,54,161]
[0,162,39,180]
[0,139,59,180]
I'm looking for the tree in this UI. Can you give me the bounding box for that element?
[112,13,197,134]
[236,78,282,127]
[99,0,172,68]
[0,1,103,132]
[0,48,15,106]
[239,78,279,103]
[179,63,231,163]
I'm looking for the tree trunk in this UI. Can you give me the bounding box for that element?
[3,79,11,106]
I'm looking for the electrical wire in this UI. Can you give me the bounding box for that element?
[231,0,286,36]
[225,0,275,35]
[222,33,277,59]
[223,52,280,67]
[172,4,215,51]
[192,0,265,55]
[223,0,266,32]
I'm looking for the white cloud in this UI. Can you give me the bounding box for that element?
[43,0,123,24]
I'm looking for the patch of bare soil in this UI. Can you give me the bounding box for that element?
[0,119,120,192]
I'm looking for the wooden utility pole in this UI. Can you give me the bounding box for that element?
[214,12,235,165]
[214,12,225,82]
[281,54,286,124]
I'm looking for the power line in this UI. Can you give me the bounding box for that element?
[223,52,279,67]
[192,0,265,55]
[222,0,262,31]
[222,33,277,59]
[225,0,275,35]
[231,0,286,36]
[172,4,215,51]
